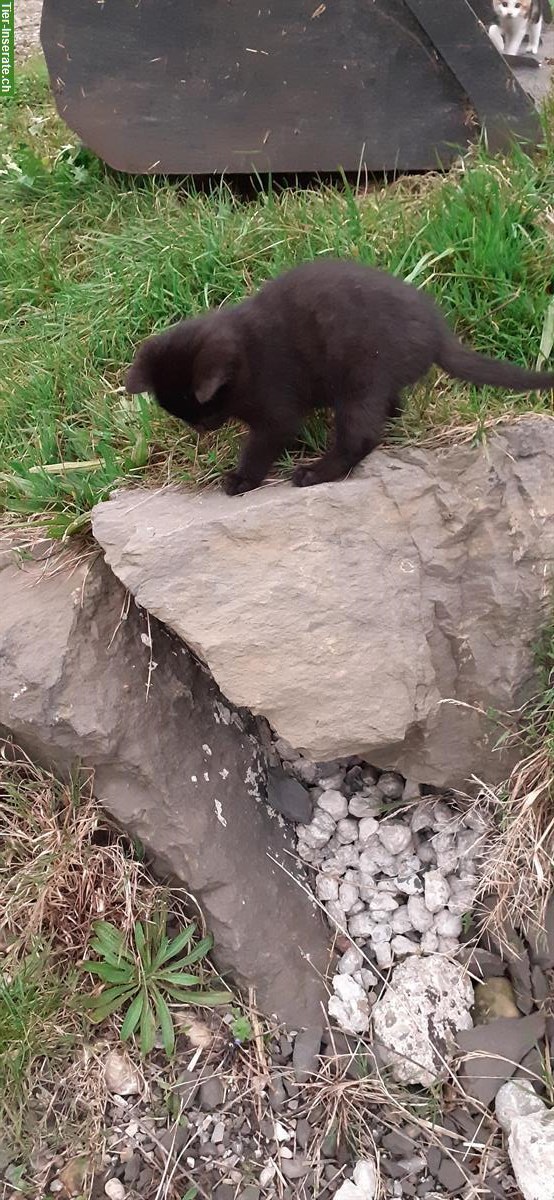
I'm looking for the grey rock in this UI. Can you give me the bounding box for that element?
[433,909,462,938]
[373,954,473,1085]
[293,1025,322,1083]
[391,906,414,935]
[199,1077,225,1111]
[391,935,419,956]
[281,1155,310,1180]
[298,809,336,849]
[91,422,554,790]
[238,1189,261,1200]
[291,758,318,786]
[123,1155,141,1186]
[378,772,405,800]
[532,964,549,1006]
[268,1075,287,1112]
[457,1012,545,1105]
[0,552,328,1027]
[267,767,312,823]
[173,1069,199,1109]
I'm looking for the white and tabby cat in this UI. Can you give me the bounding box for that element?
[490,0,546,55]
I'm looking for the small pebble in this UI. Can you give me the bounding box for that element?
[391,906,414,935]
[316,875,339,902]
[339,882,360,912]
[337,817,359,844]
[370,922,392,943]
[424,871,451,913]
[378,822,412,855]
[391,935,419,957]
[318,790,348,820]
[338,945,364,975]
[378,772,405,800]
[358,816,379,844]
[407,894,435,933]
[434,909,462,938]
[105,1183,126,1200]
[348,912,375,938]
[349,793,382,818]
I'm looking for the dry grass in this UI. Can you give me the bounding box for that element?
[0,742,232,1194]
[475,624,554,940]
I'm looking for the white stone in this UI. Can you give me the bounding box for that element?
[360,844,395,872]
[316,874,340,902]
[337,817,359,844]
[298,809,336,849]
[411,805,435,833]
[372,955,473,1085]
[420,929,439,953]
[318,789,348,820]
[438,936,460,955]
[105,1183,126,1200]
[378,822,412,856]
[391,935,419,956]
[373,941,393,969]
[104,1051,141,1096]
[407,894,435,933]
[370,923,392,943]
[348,912,375,939]
[495,1080,546,1134]
[339,882,360,912]
[319,771,344,792]
[369,893,398,913]
[349,899,365,916]
[434,909,462,938]
[424,870,451,913]
[353,1160,378,1199]
[417,841,436,865]
[354,967,379,990]
[508,1110,554,1200]
[391,906,414,935]
[326,900,347,929]
[328,974,370,1035]
[358,817,379,845]
[338,945,364,976]
[349,795,382,819]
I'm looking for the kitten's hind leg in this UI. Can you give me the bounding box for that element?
[292,389,392,488]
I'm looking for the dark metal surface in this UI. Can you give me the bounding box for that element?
[41,0,541,176]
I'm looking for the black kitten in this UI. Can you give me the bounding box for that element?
[126,259,554,495]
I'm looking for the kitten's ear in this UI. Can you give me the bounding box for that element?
[194,363,229,405]
[193,337,234,404]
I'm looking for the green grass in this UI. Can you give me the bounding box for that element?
[1,57,554,534]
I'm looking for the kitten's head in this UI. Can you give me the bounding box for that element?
[493,0,531,16]
[125,316,243,432]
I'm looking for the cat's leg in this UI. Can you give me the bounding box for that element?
[504,17,527,53]
[223,421,298,495]
[292,389,393,487]
[488,23,505,52]
[528,14,542,53]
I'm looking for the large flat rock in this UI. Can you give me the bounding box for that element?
[92,418,554,788]
[0,549,329,1025]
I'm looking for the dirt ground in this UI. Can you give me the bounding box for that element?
[15,0,43,60]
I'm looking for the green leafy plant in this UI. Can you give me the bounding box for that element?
[83,914,231,1056]
[230,1011,254,1044]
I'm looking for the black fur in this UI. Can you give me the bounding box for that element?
[126,259,554,494]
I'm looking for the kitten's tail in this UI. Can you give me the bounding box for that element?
[436,334,554,392]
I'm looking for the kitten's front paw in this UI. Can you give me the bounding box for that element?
[292,464,320,488]
[223,470,259,496]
